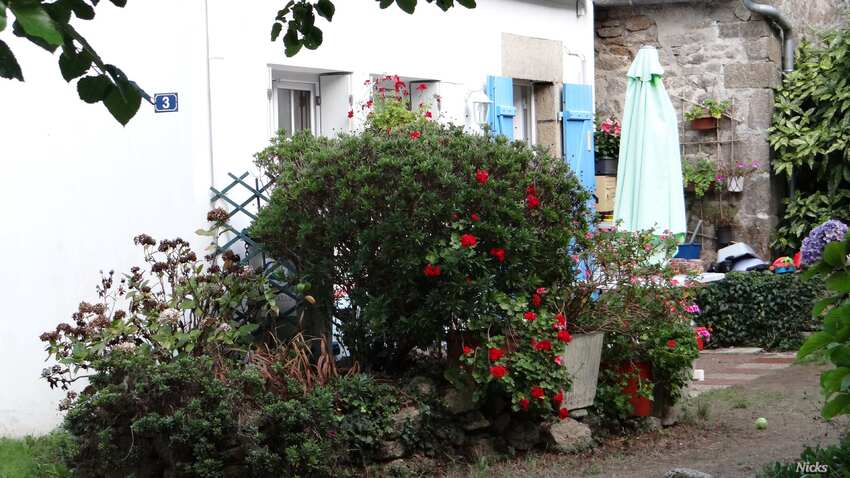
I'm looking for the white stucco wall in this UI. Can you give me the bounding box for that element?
[0,0,594,437]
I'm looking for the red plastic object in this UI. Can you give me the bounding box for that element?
[793,251,802,268]
[621,362,653,417]
[696,335,704,351]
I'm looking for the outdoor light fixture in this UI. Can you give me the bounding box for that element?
[467,90,492,127]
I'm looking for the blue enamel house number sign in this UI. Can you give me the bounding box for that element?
[154,93,178,113]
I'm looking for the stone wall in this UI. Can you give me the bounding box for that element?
[594,0,848,260]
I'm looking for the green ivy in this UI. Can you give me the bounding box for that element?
[696,272,824,351]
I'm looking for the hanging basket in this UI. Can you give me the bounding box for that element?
[690,116,717,131]
[727,176,744,192]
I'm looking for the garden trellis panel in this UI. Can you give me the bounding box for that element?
[209,171,300,317]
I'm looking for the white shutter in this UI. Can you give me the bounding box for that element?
[319,73,351,137]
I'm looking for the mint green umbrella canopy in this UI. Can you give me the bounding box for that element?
[614,46,687,236]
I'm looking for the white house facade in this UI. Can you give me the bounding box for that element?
[0,0,595,436]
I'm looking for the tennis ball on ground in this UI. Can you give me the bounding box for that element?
[755,417,768,429]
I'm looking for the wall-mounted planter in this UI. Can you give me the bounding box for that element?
[727,176,744,192]
[690,117,717,131]
[595,157,619,176]
[562,332,605,410]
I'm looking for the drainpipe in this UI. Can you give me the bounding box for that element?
[742,0,795,74]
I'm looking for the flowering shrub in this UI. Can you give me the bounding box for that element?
[252,122,590,370]
[40,235,278,391]
[595,118,621,160]
[351,75,432,133]
[801,219,848,265]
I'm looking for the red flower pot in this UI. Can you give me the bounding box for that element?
[696,335,705,351]
[690,117,717,131]
[621,361,653,417]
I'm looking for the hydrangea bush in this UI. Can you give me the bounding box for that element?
[801,219,848,265]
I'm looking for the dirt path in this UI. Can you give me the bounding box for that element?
[449,357,847,478]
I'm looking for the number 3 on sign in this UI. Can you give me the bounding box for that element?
[154,93,178,113]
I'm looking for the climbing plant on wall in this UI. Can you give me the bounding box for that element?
[769,25,850,253]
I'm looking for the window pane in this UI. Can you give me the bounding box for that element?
[277,89,292,137]
[513,85,532,142]
[293,90,311,134]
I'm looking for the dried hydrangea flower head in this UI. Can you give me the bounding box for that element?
[801,219,848,265]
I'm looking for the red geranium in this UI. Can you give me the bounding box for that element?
[475,169,489,184]
[423,264,441,277]
[489,347,504,361]
[526,194,541,209]
[347,110,354,118]
[667,339,677,349]
[531,293,542,308]
[490,365,507,379]
[519,398,530,411]
[460,234,478,248]
[410,130,422,140]
[559,407,569,420]
[554,355,562,365]
[470,213,480,222]
[557,330,573,343]
[489,247,506,263]
[531,386,545,400]
[552,389,564,405]
[534,340,552,351]
[416,83,428,91]
[523,311,537,322]
[555,313,567,327]
[463,345,474,355]
[526,185,537,196]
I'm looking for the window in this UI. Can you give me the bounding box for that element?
[275,82,316,137]
[513,81,535,144]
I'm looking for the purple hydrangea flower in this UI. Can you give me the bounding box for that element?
[801,220,848,265]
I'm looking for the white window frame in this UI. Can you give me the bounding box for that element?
[513,80,536,145]
[272,80,318,137]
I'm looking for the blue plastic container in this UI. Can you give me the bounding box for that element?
[674,243,702,260]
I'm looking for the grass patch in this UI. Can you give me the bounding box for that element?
[0,431,73,478]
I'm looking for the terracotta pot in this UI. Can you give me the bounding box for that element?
[620,361,653,417]
[690,116,717,131]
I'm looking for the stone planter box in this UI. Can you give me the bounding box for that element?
[561,332,605,410]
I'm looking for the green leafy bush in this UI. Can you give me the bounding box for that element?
[798,231,850,420]
[759,438,850,477]
[695,272,824,351]
[769,23,850,253]
[251,123,590,370]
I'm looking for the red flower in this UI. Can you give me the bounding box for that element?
[531,293,542,308]
[489,247,506,263]
[555,313,567,327]
[559,407,569,420]
[531,386,545,400]
[470,213,480,222]
[489,347,504,361]
[460,234,478,248]
[490,365,507,379]
[526,194,541,209]
[554,355,562,365]
[519,398,530,411]
[667,339,677,349]
[425,111,433,119]
[463,345,474,355]
[475,169,489,184]
[535,340,552,351]
[557,330,573,343]
[423,264,441,277]
[523,311,537,322]
[526,185,537,196]
[366,99,374,108]
[536,287,548,295]
[410,130,422,140]
[347,110,354,118]
[416,83,428,91]
[571,255,580,263]
[552,390,564,405]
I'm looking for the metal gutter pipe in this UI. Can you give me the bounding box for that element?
[742,0,795,73]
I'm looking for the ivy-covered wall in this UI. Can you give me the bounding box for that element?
[594,0,848,260]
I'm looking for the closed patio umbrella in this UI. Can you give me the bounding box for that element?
[614,46,687,237]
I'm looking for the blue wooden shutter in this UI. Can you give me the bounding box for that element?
[486,76,515,139]
[562,83,595,209]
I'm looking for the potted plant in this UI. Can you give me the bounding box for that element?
[684,99,731,131]
[595,118,621,176]
[718,160,760,193]
[706,203,738,247]
[681,155,717,198]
